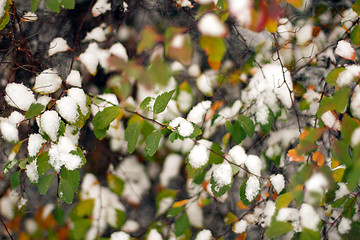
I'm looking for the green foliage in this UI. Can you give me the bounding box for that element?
[26,103,46,119]
[93,106,122,139]
[10,171,20,190]
[38,174,54,195]
[145,130,162,156]
[107,173,125,196]
[153,90,176,114]
[58,169,80,204]
[174,213,190,237]
[125,122,141,153]
[266,221,293,238]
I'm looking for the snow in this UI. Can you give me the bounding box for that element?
[267,128,300,147]
[158,197,173,216]
[34,69,62,94]
[334,182,350,201]
[66,70,82,87]
[0,119,19,143]
[91,93,119,116]
[186,198,204,227]
[26,160,39,183]
[255,106,270,125]
[245,155,262,176]
[121,220,140,232]
[296,23,313,45]
[299,203,320,231]
[169,117,194,137]
[338,217,351,234]
[276,207,299,222]
[5,83,36,111]
[233,220,247,234]
[196,72,216,96]
[68,87,89,116]
[0,0,6,19]
[23,12,37,21]
[113,156,151,204]
[351,86,360,119]
[37,96,52,106]
[110,231,130,240]
[228,0,251,27]
[85,26,107,42]
[188,141,211,168]
[79,42,110,75]
[228,145,247,165]
[335,40,355,60]
[260,201,275,227]
[351,127,360,146]
[321,110,341,131]
[304,172,329,200]
[245,175,260,202]
[195,229,212,240]
[109,43,128,61]
[188,64,200,77]
[175,0,192,7]
[160,153,183,187]
[212,162,232,187]
[56,96,79,124]
[187,100,212,124]
[337,65,360,87]
[8,111,24,124]
[147,229,162,240]
[28,133,46,157]
[48,37,69,56]
[171,34,184,48]
[177,90,192,112]
[25,219,38,235]
[270,174,285,193]
[48,136,82,171]
[92,0,111,17]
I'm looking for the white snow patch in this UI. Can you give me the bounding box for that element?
[171,34,185,48]
[245,175,260,202]
[27,133,46,157]
[187,100,212,124]
[334,182,350,201]
[109,42,128,61]
[337,65,360,87]
[270,174,285,193]
[196,72,216,96]
[351,85,360,119]
[56,96,79,124]
[92,0,111,17]
[160,153,183,187]
[198,13,227,37]
[188,140,211,168]
[147,229,162,240]
[48,37,69,56]
[335,40,355,60]
[228,145,247,165]
[260,200,275,227]
[338,217,351,234]
[228,0,252,27]
[5,83,35,111]
[23,12,37,21]
[85,26,107,42]
[169,117,194,137]
[68,87,89,116]
[177,90,192,112]
[351,127,360,146]
[0,119,18,143]
[8,111,24,124]
[66,70,82,87]
[212,161,232,187]
[233,220,247,234]
[48,136,81,171]
[299,203,320,231]
[195,229,212,240]
[321,110,341,131]
[110,231,130,240]
[245,155,262,176]
[26,160,39,183]
[36,96,52,107]
[34,69,62,94]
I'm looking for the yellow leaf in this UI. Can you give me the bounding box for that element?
[172,199,189,208]
[287,149,305,162]
[333,168,345,182]
[312,151,325,166]
[265,18,278,33]
[285,0,303,8]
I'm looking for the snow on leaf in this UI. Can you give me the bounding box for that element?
[270,174,285,193]
[48,37,70,56]
[335,40,355,61]
[66,70,82,87]
[245,175,260,202]
[5,83,36,111]
[321,110,341,131]
[34,69,62,94]
[198,13,227,37]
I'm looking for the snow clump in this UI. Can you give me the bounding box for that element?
[27,133,46,157]
[48,37,69,56]
[188,140,211,168]
[187,100,212,124]
[198,13,227,37]
[5,83,36,111]
[246,175,260,201]
[34,69,62,94]
[66,70,82,87]
[169,117,194,137]
[299,203,320,231]
[270,174,285,193]
[335,40,355,60]
[40,110,60,142]
[212,161,232,187]
[195,229,212,240]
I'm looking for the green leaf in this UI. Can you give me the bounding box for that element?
[210,173,232,197]
[275,192,293,210]
[351,25,360,46]
[174,213,190,237]
[69,147,87,169]
[199,36,226,70]
[185,161,207,179]
[169,131,178,143]
[341,114,359,144]
[153,90,176,114]
[137,26,161,54]
[114,209,126,229]
[144,56,172,86]
[331,139,352,167]
[26,103,46,119]
[209,143,224,164]
[333,87,350,113]
[259,107,275,133]
[125,122,141,154]
[19,158,28,169]
[93,128,107,140]
[58,169,80,204]
[107,173,125,196]
[232,121,246,144]
[46,0,61,12]
[10,171,20,190]
[70,199,94,219]
[140,97,154,111]
[71,218,92,240]
[54,207,66,226]
[300,228,321,240]
[237,115,255,138]
[145,130,162,156]
[3,159,18,175]
[266,221,293,238]
[189,124,202,138]
[325,67,345,87]
[60,0,75,9]
[38,174,55,195]
[0,0,11,30]
[353,0,360,15]
[239,179,251,206]
[37,151,50,176]
[225,121,233,133]
[167,207,184,217]
[93,106,122,131]
[31,0,42,12]
[344,160,360,191]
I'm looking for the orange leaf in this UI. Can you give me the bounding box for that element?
[237,233,247,240]
[237,201,248,209]
[312,151,325,166]
[172,199,189,208]
[265,18,278,33]
[287,149,305,162]
[299,130,308,140]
